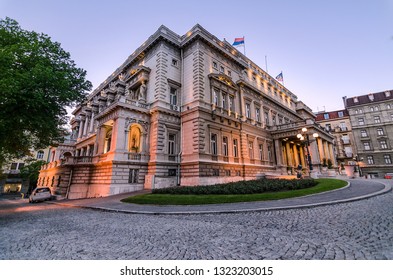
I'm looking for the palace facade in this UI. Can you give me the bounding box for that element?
[38,24,335,199]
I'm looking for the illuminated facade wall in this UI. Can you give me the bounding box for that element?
[38,25,333,199]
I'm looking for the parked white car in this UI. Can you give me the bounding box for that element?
[29,187,52,203]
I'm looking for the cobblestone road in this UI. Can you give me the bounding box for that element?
[1,185,392,260]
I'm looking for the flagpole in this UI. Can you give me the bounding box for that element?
[281,70,284,86]
[243,36,246,56]
[265,55,268,73]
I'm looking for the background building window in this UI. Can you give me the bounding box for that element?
[374,116,381,123]
[323,113,329,119]
[358,118,365,125]
[377,128,384,136]
[380,140,388,149]
[229,96,235,112]
[37,150,44,159]
[360,130,368,137]
[363,142,371,150]
[384,155,392,164]
[367,155,374,165]
[259,144,264,160]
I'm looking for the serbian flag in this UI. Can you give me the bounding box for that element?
[276,72,284,82]
[232,37,245,46]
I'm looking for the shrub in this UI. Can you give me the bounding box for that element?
[152,178,318,195]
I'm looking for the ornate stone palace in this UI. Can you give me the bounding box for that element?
[38,24,335,199]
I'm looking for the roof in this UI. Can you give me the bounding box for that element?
[345,90,393,107]
[315,109,349,121]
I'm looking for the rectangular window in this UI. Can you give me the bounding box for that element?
[338,111,344,118]
[248,141,254,159]
[323,113,329,120]
[339,122,347,130]
[213,89,218,106]
[360,130,368,137]
[222,136,228,156]
[358,118,365,125]
[384,155,392,164]
[267,145,272,161]
[246,103,251,118]
[10,163,17,170]
[170,87,177,105]
[374,116,381,124]
[255,108,261,122]
[325,124,331,131]
[363,142,371,150]
[227,70,232,77]
[221,93,227,109]
[259,144,264,160]
[128,169,139,183]
[367,155,374,165]
[168,134,176,155]
[229,96,235,112]
[377,128,384,136]
[380,140,388,149]
[211,133,217,155]
[264,112,269,125]
[220,65,225,73]
[233,139,239,158]
[171,59,178,67]
[213,61,218,69]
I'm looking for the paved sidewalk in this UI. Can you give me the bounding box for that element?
[48,178,392,215]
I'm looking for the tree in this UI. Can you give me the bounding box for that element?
[19,159,47,194]
[0,17,92,165]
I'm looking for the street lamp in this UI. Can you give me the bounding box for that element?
[297,127,319,177]
[353,154,363,177]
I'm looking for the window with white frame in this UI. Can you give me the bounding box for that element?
[374,116,381,124]
[255,107,261,122]
[213,89,219,106]
[245,103,251,118]
[380,140,388,149]
[360,130,368,137]
[168,134,176,155]
[377,128,384,136]
[229,96,235,112]
[384,155,392,164]
[248,141,254,159]
[259,144,264,160]
[358,118,365,125]
[367,155,374,165]
[211,133,217,155]
[36,150,44,159]
[363,142,371,150]
[222,136,228,156]
[221,92,227,109]
[233,139,239,158]
[323,113,329,120]
[170,87,177,106]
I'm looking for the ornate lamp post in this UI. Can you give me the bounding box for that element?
[297,127,319,177]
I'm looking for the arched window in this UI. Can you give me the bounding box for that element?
[129,125,142,153]
[104,129,112,153]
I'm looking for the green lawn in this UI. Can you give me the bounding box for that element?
[121,178,348,205]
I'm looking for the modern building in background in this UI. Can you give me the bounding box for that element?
[344,90,393,178]
[38,24,335,199]
[0,148,51,194]
[315,109,357,166]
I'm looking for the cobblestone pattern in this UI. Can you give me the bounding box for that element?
[1,191,392,260]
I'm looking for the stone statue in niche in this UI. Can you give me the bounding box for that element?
[138,81,147,101]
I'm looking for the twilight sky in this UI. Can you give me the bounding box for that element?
[1,0,392,112]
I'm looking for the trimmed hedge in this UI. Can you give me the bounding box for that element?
[152,178,318,195]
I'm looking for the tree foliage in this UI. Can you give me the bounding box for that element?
[0,17,92,164]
